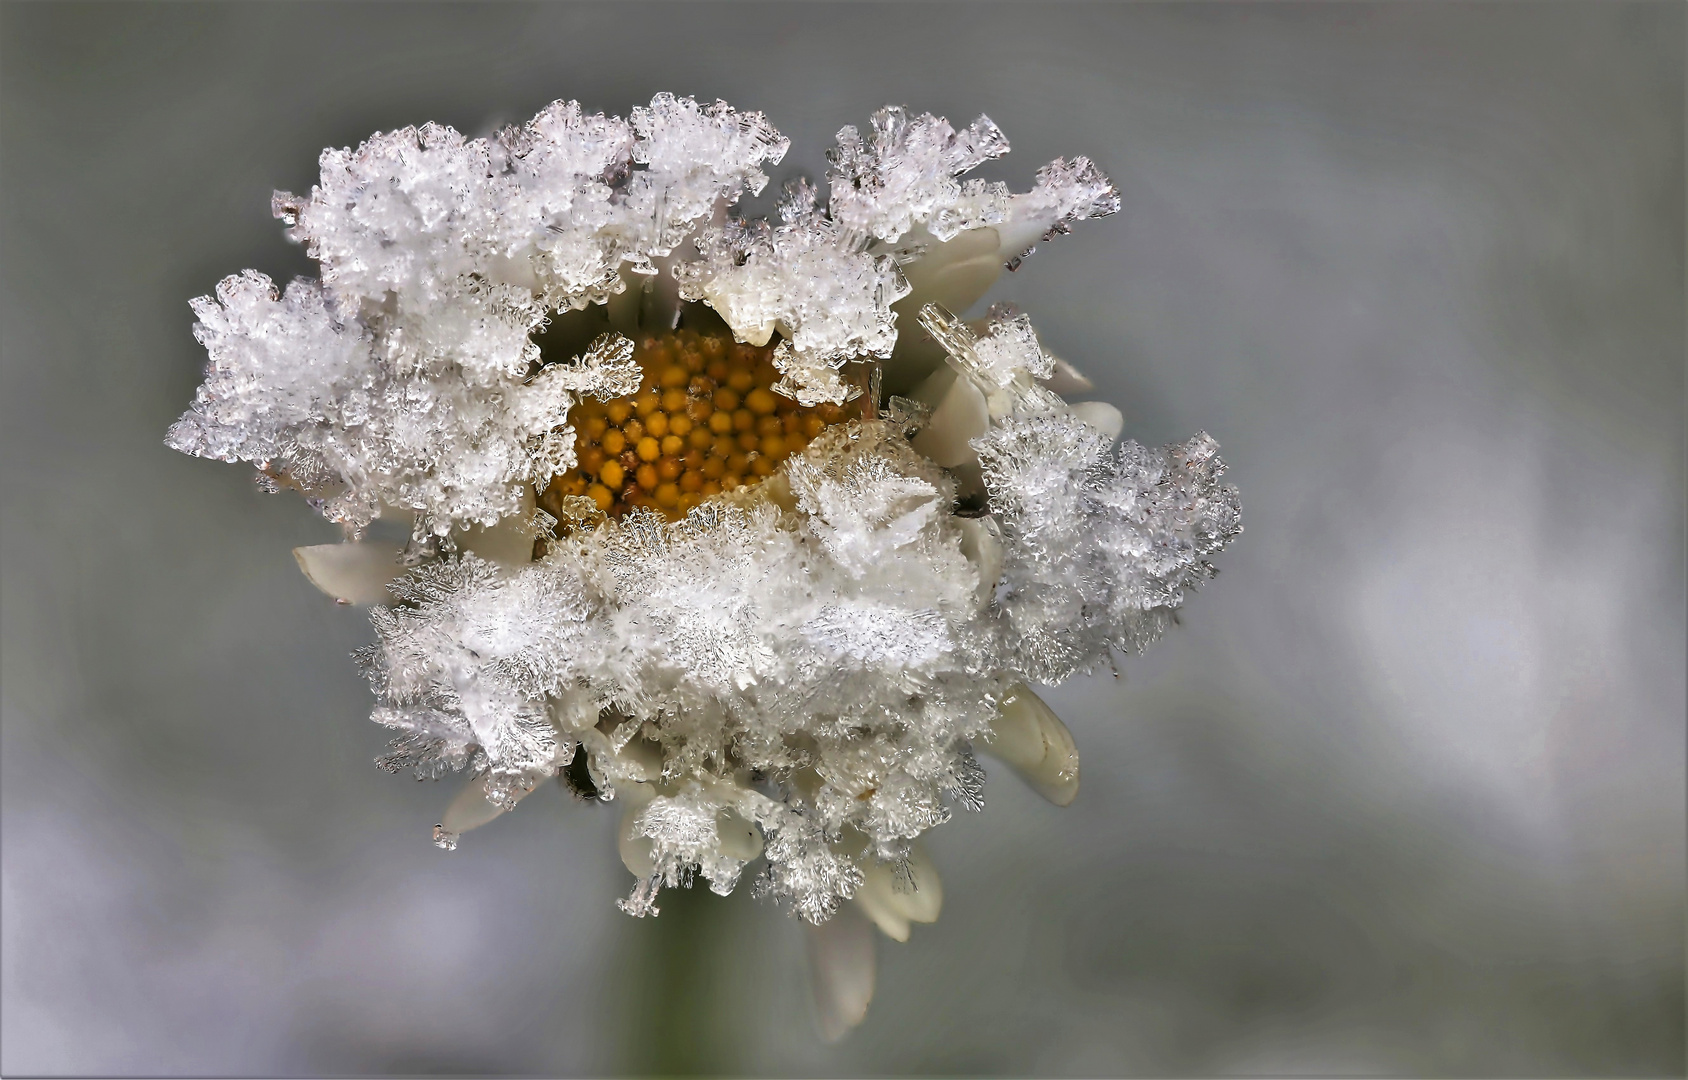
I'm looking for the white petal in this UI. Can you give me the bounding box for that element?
[440,775,507,834]
[898,225,1004,317]
[851,867,911,942]
[853,843,943,941]
[985,684,1081,806]
[292,542,404,605]
[955,515,1004,611]
[1041,356,1095,396]
[715,808,764,862]
[618,802,657,878]
[806,905,876,1042]
[908,366,989,468]
[892,844,943,924]
[1070,400,1124,441]
[992,215,1051,267]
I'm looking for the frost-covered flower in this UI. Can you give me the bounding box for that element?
[168,95,1241,1039]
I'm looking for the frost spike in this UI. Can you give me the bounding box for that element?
[807,904,876,1042]
[985,685,1080,806]
[293,543,403,605]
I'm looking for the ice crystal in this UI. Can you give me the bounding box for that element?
[168,96,1241,985]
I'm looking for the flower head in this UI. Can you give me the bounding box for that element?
[168,94,1240,1038]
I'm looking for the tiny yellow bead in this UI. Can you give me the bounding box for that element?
[636,436,661,462]
[745,387,777,415]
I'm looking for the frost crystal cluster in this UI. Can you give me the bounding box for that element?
[168,94,1240,1037]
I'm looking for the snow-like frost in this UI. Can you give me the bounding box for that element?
[168,95,1239,933]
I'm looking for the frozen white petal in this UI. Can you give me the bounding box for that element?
[852,867,911,942]
[293,542,404,605]
[806,904,876,1042]
[440,772,539,835]
[955,514,1005,610]
[1070,400,1124,441]
[909,366,990,468]
[986,684,1080,806]
[619,802,657,878]
[1041,355,1095,396]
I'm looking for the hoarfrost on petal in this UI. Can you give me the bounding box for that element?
[170,95,1242,966]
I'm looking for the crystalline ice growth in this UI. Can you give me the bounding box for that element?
[172,96,787,532]
[167,98,1242,1031]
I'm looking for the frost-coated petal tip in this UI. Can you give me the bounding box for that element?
[440,775,508,835]
[852,866,912,942]
[986,684,1081,806]
[807,905,876,1042]
[1070,400,1124,441]
[293,543,404,605]
[850,844,942,942]
[618,803,657,879]
[1041,356,1095,396]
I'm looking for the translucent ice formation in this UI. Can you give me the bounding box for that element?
[167,95,1239,1039]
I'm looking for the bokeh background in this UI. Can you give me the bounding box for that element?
[3,3,1682,1075]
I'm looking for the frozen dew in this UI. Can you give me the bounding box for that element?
[168,93,1239,1039]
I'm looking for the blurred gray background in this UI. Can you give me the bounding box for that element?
[3,3,1682,1075]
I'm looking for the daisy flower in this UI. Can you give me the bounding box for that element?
[167,94,1241,1039]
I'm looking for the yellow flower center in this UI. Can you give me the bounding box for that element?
[540,330,855,522]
